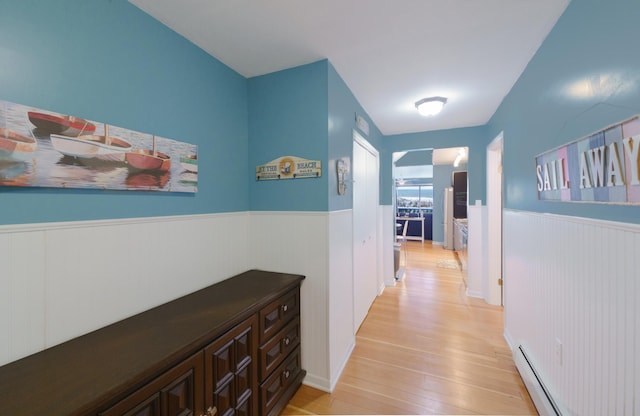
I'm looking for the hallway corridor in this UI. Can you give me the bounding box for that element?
[283,241,537,415]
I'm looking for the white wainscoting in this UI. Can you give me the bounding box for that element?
[504,209,640,416]
[0,213,250,366]
[466,204,486,298]
[381,205,396,288]
[248,211,331,391]
[328,209,355,391]
[1,209,384,395]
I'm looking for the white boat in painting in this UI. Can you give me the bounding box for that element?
[0,127,37,162]
[51,125,132,163]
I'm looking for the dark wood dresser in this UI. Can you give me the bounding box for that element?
[0,269,305,416]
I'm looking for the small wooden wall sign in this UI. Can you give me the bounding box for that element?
[256,156,321,180]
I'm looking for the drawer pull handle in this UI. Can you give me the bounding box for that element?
[201,406,217,416]
[283,337,291,346]
[281,304,289,313]
[284,370,291,379]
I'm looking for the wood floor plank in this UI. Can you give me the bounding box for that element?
[284,241,537,415]
[349,340,526,398]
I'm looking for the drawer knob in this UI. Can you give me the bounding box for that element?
[201,406,217,416]
[281,304,289,313]
[284,370,291,379]
[283,337,290,346]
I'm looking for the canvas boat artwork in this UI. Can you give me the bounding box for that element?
[125,136,171,172]
[0,127,37,162]
[0,99,197,192]
[51,125,133,163]
[180,154,197,173]
[28,111,96,136]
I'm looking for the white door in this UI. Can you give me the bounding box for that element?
[353,133,379,333]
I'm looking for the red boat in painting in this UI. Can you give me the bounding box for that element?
[0,127,37,162]
[125,136,171,172]
[28,111,96,136]
[126,149,171,172]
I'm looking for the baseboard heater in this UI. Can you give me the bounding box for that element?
[513,345,561,416]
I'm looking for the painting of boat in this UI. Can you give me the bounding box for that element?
[1,98,197,192]
[0,127,37,162]
[125,136,171,172]
[28,111,96,137]
[125,171,170,189]
[126,149,171,171]
[51,125,132,163]
[180,154,198,173]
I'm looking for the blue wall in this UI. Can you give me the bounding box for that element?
[248,61,329,211]
[0,0,249,225]
[247,60,383,212]
[487,0,640,223]
[0,0,387,222]
[382,126,489,206]
[328,62,382,211]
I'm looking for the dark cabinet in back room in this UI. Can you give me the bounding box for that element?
[453,171,467,219]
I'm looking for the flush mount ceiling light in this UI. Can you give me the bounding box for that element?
[415,96,447,116]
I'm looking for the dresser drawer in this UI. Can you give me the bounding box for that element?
[259,289,299,343]
[99,351,203,416]
[259,346,302,416]
[258,316,300,380]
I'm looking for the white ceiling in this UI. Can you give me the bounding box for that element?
[129,0,570,135]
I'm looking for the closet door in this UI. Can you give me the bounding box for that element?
[353,134,379,333]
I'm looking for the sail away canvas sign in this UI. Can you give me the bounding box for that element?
[0,99,198,193]
[536,115,640,204]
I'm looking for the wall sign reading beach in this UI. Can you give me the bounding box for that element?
[256,156,321,180]
[536,115,640,204]
[0,99,198,193]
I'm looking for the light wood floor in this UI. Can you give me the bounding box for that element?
[283,241,537,415]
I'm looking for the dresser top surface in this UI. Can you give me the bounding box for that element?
[0,269,304,416]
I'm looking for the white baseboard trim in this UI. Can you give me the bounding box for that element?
[329,339,355,392]
[304,338,356,393]
[466,289,483,298]
[302,373,331,393]
[513,345,561,416]
[503,329,515,351]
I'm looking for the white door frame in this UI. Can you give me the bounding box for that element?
[486,132,503,306]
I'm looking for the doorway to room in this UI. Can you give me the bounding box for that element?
[393,148,468,247]
[393,149,434,248]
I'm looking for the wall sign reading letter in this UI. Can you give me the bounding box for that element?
[256,156,322,180]
[535,115,640,204]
